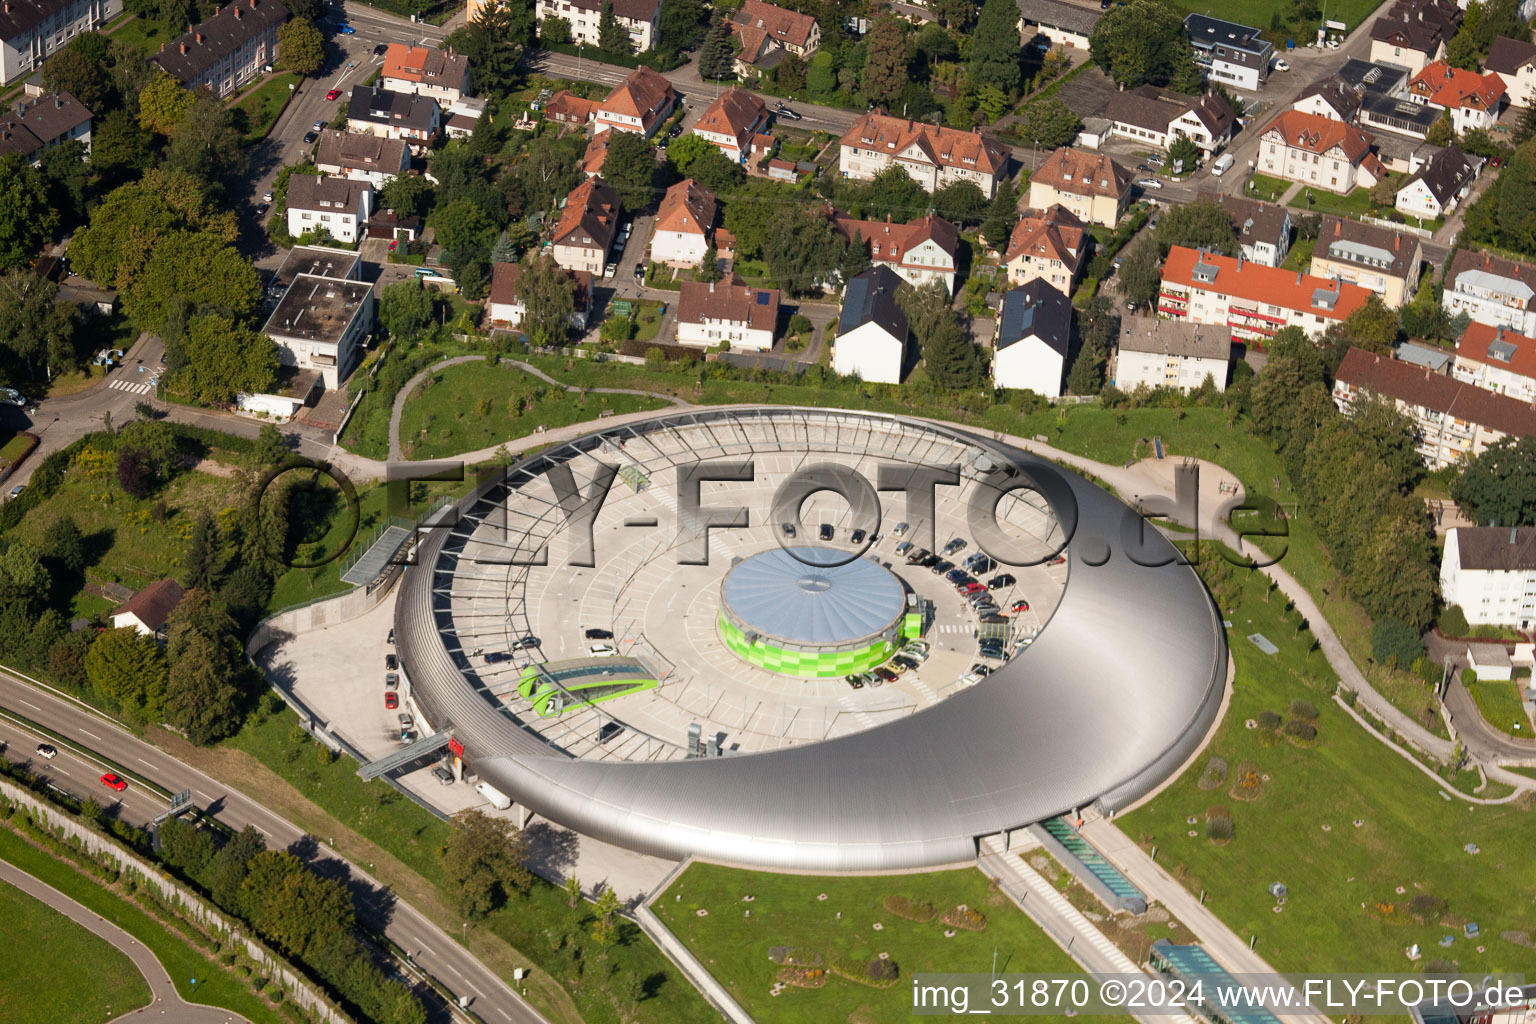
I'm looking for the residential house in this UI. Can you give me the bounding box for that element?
[593,67,675,137]
[651,178,716,267]
[550,178,620,274]
[1308,216,1423,309]
[0,0,123,84]
[839,113,1010,198]
[543,89,598,126]
[581,131,610,176]
[1257,110,1383,194]
[1217,194,1291,267]
[0,89,90,162]
[535,0,660,52]
[486,262,592,332]
[992,280,1073,396]
[1333,345,1536,468]
[1184,14,1272,90]
[1106,85,1235,157]
[691,88,769,165]
[1407,60,1505,133]
[261,261,375,389]
[1441,527,1536,629]
[1159,246,1373,344]
[1027,147,1131,227]
[830,212,959,294]
[442,96,484,139]
[381,43,471,103]
[1369,0,1460,73]
[1443,249,1536,335]
[1454,320,1536,401]
[347,85,441,153]
[285,174,373,245]
[1292,75,1365,122]
[1111,316,1231,393]
[110,579,185,639]
[730,0,819,78]
[150,0,286,98]
[1395,142,1479,219]
[1002,205,1087,296]
[1487,35,1536,108]
[1015,0,1101,49]
[314,129,410,187]
[833,265,908,384]
[676,277,780,351]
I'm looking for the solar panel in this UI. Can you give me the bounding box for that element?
[756,292,770,304]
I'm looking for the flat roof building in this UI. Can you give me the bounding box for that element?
[262,270,374,390]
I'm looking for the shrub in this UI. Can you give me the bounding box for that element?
[1289,699,1317,721]
[1439,604,1469,637]
[1408,893,1447,922]
[1371,616,1423,669]
[1197,756,1228,790]
[788,313,813,334]
[1339,686,1358,707]
[883,895,937,921]
[1205,816,1235,841]
[1283,719,1317,741]
[1256,710,1282,730]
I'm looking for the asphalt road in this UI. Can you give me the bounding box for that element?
[1444,677,1536,760]
[0,672,548,1024]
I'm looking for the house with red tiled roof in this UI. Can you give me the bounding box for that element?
[840,113,1010,198]
[1407,61,1506,132]
[582,132,611,176]
[730,0,820,77]
[829,212,959,294]
[110,579,186,640]
[381,44,471,103]
[550,178,620,274]
[543,90,599,126]
[594,67,676,137]
[1454,320,1536,402]
[1335,345,1536,469]
[1002,205,1088,297]
[691,88,770,165]
[487,262,592,333]
[1027,147,1132,227]
[676,277,780,351]
[1258,110,1383,194]
[652,179,717,267]
[532,0,660,51]
[1159,245,1374,344]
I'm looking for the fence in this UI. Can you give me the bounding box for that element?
[0,777,353,1024]
[1360,214,1432,239]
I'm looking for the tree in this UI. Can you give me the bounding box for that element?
[697,18,737,81]
[1167,46,1203,94]
[41,517,87,575]
[164,631,244,743]
[655,0,708,56]
[589,886,623,958]
[443,809,532,918]
[240,850,356,959]
[137,71,195,135]
[70,170,237,292]
[762,205,845,296]
[855,165,931,222]
[1067,296,1117,396]
[922,312,984,387]
[774,53,806,92]
[184,511,221,589]
[1426,111,1453,147]
[929,0,976,26]
[85,626,168,723]
[1370,615,1424,668]
[981,173,1018,252]
[165,95,245,182]
[0,271,75,376]
[598,2,633,55]
[278,18,324,75]
[1117,234,1162,308]
[1018,97,1082,149]
[38,140,90,232]
[1516,102,1536,146]
[1451,436,1536,527]
[563,874,583,908]
[602,131,659,211]
[1341,294,1401,354]
[1496,139,1536,257]
[1440,604,1469,637]
[43,35,115,111]
[1154,198,1237,255]
[932,181,989,226]
[0,158,55,270]
[970,0,1022,95]
[540,15,572,43]
[378,174,433,221]
[380,281,436,341]
[517,252,576,345]
[1168,134,1201,174]
[90,108,155,186]
[861,15,908,105]
[129,235,260,336]
[1088,0,1188,88]
[168,314,278,406]
[699,242,721,281]
[839,230,872,283]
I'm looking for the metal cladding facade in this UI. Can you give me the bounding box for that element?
[395,408,1228,871]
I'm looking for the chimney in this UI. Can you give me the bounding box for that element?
[234,5,241,15]
[179,42,188,53]
[160,43,165,51]
[1512,527,1519,544]
[1296,270,1303,284]
[195,31,203,42]
[53,96,60,108]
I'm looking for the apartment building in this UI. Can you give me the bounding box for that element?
[1107,85,1235,157]
[347,85,441,153]
[1487,35,1536,108]
[550,178,620,274]
[150,0,286,98]
[1257,110,1383,194]
[1441,527,1536,629]
[313,129,409,187]
[1112,317,1231,394]
[1369,0,1460,73]
[1027,147,1131,227]
[676,277,780,351]
[381,43,471,104]
[536,0,659,51]
[1159,246,1373,343]
[260,246,373,390]
[1217,194,1291,267]
[1002,205,1087,296]
[1184,14,1271,90]
[1308,216,1422,308]
[830,212,959,294]
[1453,320,1536,403]
[0,0,122,84]
[0,88,90,162]
[1443,249,1536,336]
[284,174,372,245]
[839,113,1009,198]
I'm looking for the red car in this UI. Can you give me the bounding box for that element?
[873,666,899,682]
[958,582,987,595]
[100,773,127,792]
[325,88,342,101]
[1010,599,1031,613]
[1047,554,1067,566]
[384,691,399,710]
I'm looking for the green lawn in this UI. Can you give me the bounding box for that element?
[231,73,301,142]
[105,15,173,54]
[1281,236,1316,272]
[0,829,286,1024]
[1289,182,1383,219]
[1123,560,1536,974]
[396,360,670,460]
[0,874,152,1024]
[1245,173,1291,202]
[1469,680,1532,738]
[1170,0,1385,32]
[656,863,1130,1024]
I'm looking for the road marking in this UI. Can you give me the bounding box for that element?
[498,1010,512,1021]
[17,699,38,710]
[79,729,100,740]
[137,758,159,771]
[108,379,155,395]
[445,963,463,978]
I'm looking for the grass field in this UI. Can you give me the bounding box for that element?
[0,874,152,1024]
[1289,181,1388,220]
[1169,0,1385,33]
[1245,173,1291,202]
[1123,559,1536,974]
[1469,680,1532,738]
[0,829,285,1024]
[655,863,1131,1024]
[232,73,301,142]
[396,360,670,460]
[104,15,173,53]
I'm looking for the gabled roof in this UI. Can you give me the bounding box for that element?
[0,90,91,159]
[838,265,908,340]
[842,114,1009,178]
[1370,0,1460,52]
[1004,205,1087,273]
[488,262,592,313]
[1260,110,1375,164]
[830,212,959,267]
[1216,194,1290,247]
[1314,216,1420,280]
[733,0,817,49]
[1337,345,1536,439]
[348,85,439,132]
[1487,35,1536,76]
[1456,320,1536,381]
[382,44,469,86]
[1295,74,1364,120]
[551,178,620,251]
[996,280,1072,356]
[655,179,716,237]
[582,132,611,175]
[1400,142,1477,205]
[598,67,675,124]
[544,90,599,123]
[151,0,288,82]
[1409,61,1505,110]
[693,88,768,143]
[1016,0,1103,35]
[1453,527,1536,571]
[1033,147,1132,200]
[1163,245,1373,321]
[1448,248,1536,304]
[111,579,186,633]
[285,174,372,213]
[548,0,658,18]
[677,276,780,332]
[314,129,408,172]
[1112,85,1234,138]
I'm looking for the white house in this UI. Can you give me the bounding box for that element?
[1257,110,1384,195]
[347,85,441,153]
[1368,0,1460,73]
[1112,316,1230,393]
[839,113,1009,198]
[1016,0,1102,49]
[690,88,769,165]
[676,278,780,351]
[550,178,620,274]
[1441,527,1536,630]
[1395,142,1479,220]
[381,43,471,103]
[1107,85,1235,157]
[651,178,716,267]
[1453,320,1536,401]
[1002,205,1087,296]
[535,0,660,52]
[1291,75,1365,123]
[149,0,286,99]
[992,280,1072,397]
[1160,246,1374,344]
[1487,36,1536,108]
[833,266,907,384]
[109,579,185,639]
[314,130,410,188]
[285,174,372,244]
[1443,249,1536,336]
[830,212,958,294]
[487,262,592,332]
[593,67,675,137]
[0,89,91,163]
[261,258,375,389]
[1184,14,1272,90]
[1407,60,1506,133]
[1218,194,1291,268]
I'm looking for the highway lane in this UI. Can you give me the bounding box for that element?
[0,712,168,825]
[0,673,548,1024]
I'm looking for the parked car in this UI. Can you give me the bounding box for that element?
[970,663,994,677]
[891,655,918,671]
[385,691,399,709]
[819,523,834,541]
[873,666,898,683]
[930,560,953,576]
[589,644,618,656]
[598,722,624,744]
[385,653,398,670]
[959,582,987,595]
[100,773,127,792]
[776,104,802,120]
[851,529,866,544]
[892,521,910,537]
[514,635,541,649]
[374,43,388,55]
[844,673,865,689]
[899,645,929,664]
[945,569,969,584]
[385,672,399,689]
[313,118,328,132]
[1047,554,1067,566]
[431,766,454,784]
[484,651,513,663]
[585,628,614,640]
[303,131,319,144]
[325,88,342,100]
[906,549,930,564]
[387,628,395,645]
[8,484,25,500]
[1137,177,1164,190]
[255,202,269,217]
[988,574,1016,589]
[1273,58,1291,71]
[942,537,966,555]
[781,522,796,537]
[1010,599,1031,613]
[895,540,912,555]
[337,21,354,32]
[0,387,27,406]
[918,554,939,567]
[35,743,56,760]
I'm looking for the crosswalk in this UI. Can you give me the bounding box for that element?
[935,623,974,635]
[108,378,155,395]
[836,695,875,729]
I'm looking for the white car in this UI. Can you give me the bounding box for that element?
[589,644,618,657]
[1273,58,1290,71]
[0,387,25,406]
[35,743,56,759]
[1137,177,1164,190]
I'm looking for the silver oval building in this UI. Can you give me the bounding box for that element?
[394,407,1227,871]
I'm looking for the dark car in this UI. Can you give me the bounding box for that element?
[776,105,803,120]
[851,529,866,544]
[988,574,1016,589]
[930,560,953,575]
[782,522,796,537]
[35,743,56,760]
[819,523,834,541]
[374,43,388,55]
[946,569,970,584]
[585,628,614,640]
[385,653,398,670]
[484,651,513,663]
[514,635,541,649]
[844,674,865,690]
[905,548,930,564]
[970,663,994,676]
[303,130,320,144]
[918,554,940,567]
[598,722,625,744]
[431,766,455,784]
[891,655,918,671]
[255,202,269,217]
[387,628,395,645]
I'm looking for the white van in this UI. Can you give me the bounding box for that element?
[1211,154,1235,176]
[475,781,512,810]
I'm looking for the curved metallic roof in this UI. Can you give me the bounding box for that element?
[720,547,905,646]
[395,408,1227,871]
